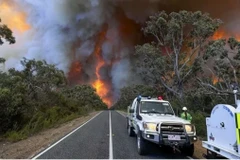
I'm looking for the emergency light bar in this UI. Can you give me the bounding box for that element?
[137,95,164,101]
[158,96,163,100]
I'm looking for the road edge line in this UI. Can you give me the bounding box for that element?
[31,111,103,159]
[109,110,113,159]
[116,110,127,117]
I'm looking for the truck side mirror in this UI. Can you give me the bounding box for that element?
[136,114,142,120]
[129,109,134,113]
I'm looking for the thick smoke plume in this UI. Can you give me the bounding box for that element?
[0,0,240,106]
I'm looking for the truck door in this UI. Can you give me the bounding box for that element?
[132,100,138,130]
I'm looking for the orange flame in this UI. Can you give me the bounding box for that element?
[213,30,240,41]
[91,27,112,107]
[212,75,224,85]
[212,76,218,85]
[68,61,82,82]
[0,2,30,33]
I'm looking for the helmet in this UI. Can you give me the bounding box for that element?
[182,107,187,111]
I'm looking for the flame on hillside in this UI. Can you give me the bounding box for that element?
[213,30,240,41]
[68,61,82,83]
[211,29,240,85]
[4,0,240,108]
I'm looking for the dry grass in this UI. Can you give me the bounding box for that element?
[0,111,100,159]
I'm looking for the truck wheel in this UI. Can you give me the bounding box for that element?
[137,131,148,155]
[181,144,194,157]
[206,149,217,159]
[127,120,135,137]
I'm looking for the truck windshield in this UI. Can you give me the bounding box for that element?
[140,101,174,115]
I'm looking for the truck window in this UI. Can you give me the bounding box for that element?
[140,101,174,115]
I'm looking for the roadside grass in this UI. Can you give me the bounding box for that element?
[4,106,95,142]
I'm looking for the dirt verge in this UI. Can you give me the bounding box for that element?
[0,111,100,159]
[193,139,207,159]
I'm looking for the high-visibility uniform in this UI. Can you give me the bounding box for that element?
[180,112,192,122]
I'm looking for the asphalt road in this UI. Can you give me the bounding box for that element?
[33,110,190,159]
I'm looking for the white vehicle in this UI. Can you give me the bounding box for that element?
[202,86,240,159]
[127,96,197,156]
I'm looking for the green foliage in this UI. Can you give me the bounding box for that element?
[0,57,107,140]
[135,10,222,100]
[191,111,208,138]
[200,37,240,95]
[0,18,15,45]
[61,85,107,110]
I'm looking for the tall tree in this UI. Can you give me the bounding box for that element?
[0,18,15,45]
[134,10,222,100]
[197,37,240,96]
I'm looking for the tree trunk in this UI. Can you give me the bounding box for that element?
[178,83,184,104]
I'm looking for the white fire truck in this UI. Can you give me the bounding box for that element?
[202,85,240,159]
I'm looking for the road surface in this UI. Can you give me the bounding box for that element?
[32,110,192,159]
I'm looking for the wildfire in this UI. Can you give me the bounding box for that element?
[212,76,218,85]
[0,2,30,33]
[91,28,112,107]
[68,61,82,83]
[211,29,239,85]
[212,75,224,85]
[213,30,240,41]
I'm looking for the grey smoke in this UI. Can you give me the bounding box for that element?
[1,0,240,104]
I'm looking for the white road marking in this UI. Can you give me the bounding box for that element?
[109,110,113,159]
[31,111,103,159]
[116,110,127,117]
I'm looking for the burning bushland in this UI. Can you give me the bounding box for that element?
[1,0,240,107]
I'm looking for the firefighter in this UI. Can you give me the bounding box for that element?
[180,106,192,122]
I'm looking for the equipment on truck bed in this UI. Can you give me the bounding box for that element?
[202,84,240,159]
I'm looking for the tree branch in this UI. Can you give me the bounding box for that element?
[179,45,200,73]
[226,57,238,85]
[153,33,164,46]
[172,34,181,82]
[159,75,179,96]
[182,69,192,81]
[197,78,239,95]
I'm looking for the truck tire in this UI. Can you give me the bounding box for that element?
[206,149,217,159]
[137,131,148,155]
[180,144,194,157]
[127,119,135,137]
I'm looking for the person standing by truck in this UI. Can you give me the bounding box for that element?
[180,107,192,122]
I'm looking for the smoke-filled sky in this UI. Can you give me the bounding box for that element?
[0,0,240,106]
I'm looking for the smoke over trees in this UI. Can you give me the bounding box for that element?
[0,20,107,139]
[134,10,222,100]
[1,0,240,139]
[114,10,240,138]
[1,0,240,105]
